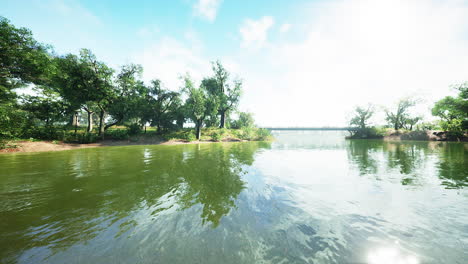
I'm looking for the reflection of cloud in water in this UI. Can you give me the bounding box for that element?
[367,245,419,264]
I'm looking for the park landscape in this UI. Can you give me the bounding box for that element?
[1,1,468,263]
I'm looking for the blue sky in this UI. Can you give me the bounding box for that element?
[3,0,468,126]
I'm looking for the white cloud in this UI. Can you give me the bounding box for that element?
[136,25,160,38]
[132,36,211,90]
[279,23,291,33]
[231,0,468,127]
[239,16,274,49]
[193,0,222,22]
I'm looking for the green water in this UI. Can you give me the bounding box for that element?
[1,131,467,263]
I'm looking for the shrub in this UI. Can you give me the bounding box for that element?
[126,123,142,136]
[255,128,272,141]
[440,119,465,140]
[107,129,130,140]
[238,127,255,140]
[63,132,98,144]
[347,127,385,139]
[211,129,225,142]
[180,132,196,142]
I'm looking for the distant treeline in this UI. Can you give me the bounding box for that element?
[0,16,267,143]
[348,91,467,140]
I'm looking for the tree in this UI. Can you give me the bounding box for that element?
[432,83,468,133]
[145,79,182,133]
[20,89,67,127]
[402,116,421,131]
[0,16,52,103]
[204,61,242,128]
[53,49,114,133]
[231,111,255,129]
[106,64,147,130]
[349,105,374,129]
[385,98,417,130]
[183,75,217,139]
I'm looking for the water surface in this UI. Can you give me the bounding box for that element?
[1,131,467,263]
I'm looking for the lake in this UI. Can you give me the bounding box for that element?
[1,131,467,263]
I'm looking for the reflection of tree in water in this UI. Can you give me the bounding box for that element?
[436,143,468,189]
[347,140,467,189]
[176,142,270,227]
[0,142,270,263]
[346,140,381,175]
[383,142,425,176]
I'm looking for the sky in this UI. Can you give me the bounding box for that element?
[2,0,468,127]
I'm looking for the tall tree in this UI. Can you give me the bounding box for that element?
[53,49,114,133]
[204,61,242,128]
[349,105,374,129]
[432,83,468,131]
[106,64,146,130]
[183,75,217,139]
[385,98,417,130]
[0,16,52,103]
[145,80,182,133]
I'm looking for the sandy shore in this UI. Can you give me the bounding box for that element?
[0,138,245,154]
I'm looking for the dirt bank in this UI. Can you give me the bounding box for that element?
[0,138,245,154]
[384,130,467,142]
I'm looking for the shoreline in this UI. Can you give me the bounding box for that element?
[347,130,468,142]
[0,138,252,154]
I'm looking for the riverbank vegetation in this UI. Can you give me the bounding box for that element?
[0,17,272,150]
[348,86,467,141]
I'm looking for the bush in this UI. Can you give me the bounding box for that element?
[63,132,98,144]
[126,123,142,136]
[211,129,225,142]
[440,119,465,140]
[255,128,272,141]
[180,132,196,142]
[347,127,385,139]
[238,127,255,140]
[107,129,130,140]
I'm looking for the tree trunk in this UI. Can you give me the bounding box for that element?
[220,110,226,128]
[196,121,201,140]
[156,122,161,135]
[72,112,79,134]
[70,112,79,126]
[86,111,94,132]
[98,110,106,137]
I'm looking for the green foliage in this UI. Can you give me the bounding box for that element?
[432,85,467,133]
[347,127,385,139]
[255,128,272,141]
[231,112,255,129]
[0,16,52,102]
[63,132,97,144]
[439,119,464,139]
[349,105,374,129]
[0,103,32,138]
[144,79,182,133]
[126,123,142,136]
[211,129,225,141]
[204,61,242,128]
[106,129,130,140]
[385,98,419,130]
[237,127,255,140]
